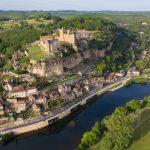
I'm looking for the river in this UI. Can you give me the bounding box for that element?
[0,84,150,150]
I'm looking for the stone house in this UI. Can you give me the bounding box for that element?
[28,95,36,103]
[127,67,140,76]
[6,98,17,104]
[36,95,47,104]
[73,88,83,97]
[16,100,26,112]
[115,70,126,78]
[11,86,27,98]
[32,104,40,115]
[10,86,37,98]
[66,91,75,101]
[19,74,36,82]
[140,50,147,60]
[98,50,105,58]
[0,104,4,115]
[26,87,37,96]
[108,73,117,82]
[3,82,13,92]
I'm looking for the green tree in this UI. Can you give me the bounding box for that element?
[135,60,144,71]
[96,61,106,72]
[114,106,128,115]
[78,131,98,150]
[143,96,150,107]
[126,99,141,111]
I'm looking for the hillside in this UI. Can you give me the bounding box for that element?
[0,16,139,73]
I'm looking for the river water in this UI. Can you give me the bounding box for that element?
[0,84,150,150]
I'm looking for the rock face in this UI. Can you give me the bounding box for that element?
[63,52,83,69]
[28,57,64,78]
[28,49,107,78]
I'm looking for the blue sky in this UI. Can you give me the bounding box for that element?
[0,0,150,11]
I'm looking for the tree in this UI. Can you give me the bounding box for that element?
[114,106,128,115]
[101,114,134,150]
[91,122,102,136]
[78,131,98,150]
[126,99,141,111]
[96,61,106,72]
[19,56,30,69]
[22,107,36,119]
[143,96,150,107]
[135,60,144,71]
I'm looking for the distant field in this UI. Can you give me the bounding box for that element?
[1,11,150,20]
[25,18,52,25]
[0,18,52,30]
[0,20,20,29]
[28,45,47,60]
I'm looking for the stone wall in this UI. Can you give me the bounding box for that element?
[59,28,76,45]
[2,120,48,135]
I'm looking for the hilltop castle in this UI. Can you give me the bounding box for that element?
[58,28,76,45]
[39,28,76,54]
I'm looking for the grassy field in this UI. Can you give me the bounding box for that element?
[129,131,150,150]
[0,20,20,29]
[90,108,150,150]
[25,18,52,26]
[28,45,47,60]
[0,18,52,30]
[129,109,150,150]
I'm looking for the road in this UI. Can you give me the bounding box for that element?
[0,77,130,133]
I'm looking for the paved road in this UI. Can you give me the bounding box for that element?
[0,77,130,133]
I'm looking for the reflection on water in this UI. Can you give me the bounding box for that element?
[67,120,76,128]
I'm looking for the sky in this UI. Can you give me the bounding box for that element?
[0,0,150,11]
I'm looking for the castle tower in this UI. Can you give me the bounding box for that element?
[59,27,65,42]
[58,27,76,45]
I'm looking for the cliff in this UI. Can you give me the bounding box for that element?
[63,52,83,69]
[28,57,64,78]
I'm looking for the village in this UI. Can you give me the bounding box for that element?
[0,27,144,130]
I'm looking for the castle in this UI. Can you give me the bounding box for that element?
[39,35,59,54]
[28,29,108,78]
[39,28,76,54]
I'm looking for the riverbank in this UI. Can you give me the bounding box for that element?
[124,76,150,87]
[78,95,150,150]
[0,132,14,145]
[0,84,150,150]
[0,77,130,137]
